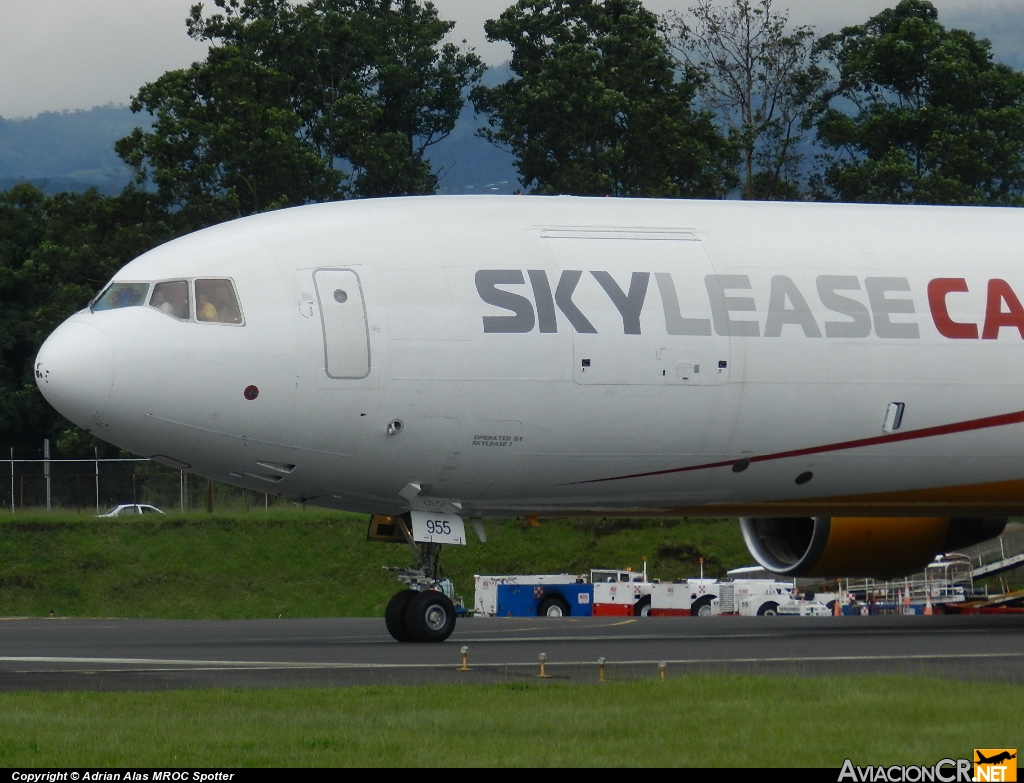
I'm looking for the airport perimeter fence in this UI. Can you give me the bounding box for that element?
[3,444,281,515]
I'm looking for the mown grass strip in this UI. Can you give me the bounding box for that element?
[0,675,1017,767]
[0,511,748,619]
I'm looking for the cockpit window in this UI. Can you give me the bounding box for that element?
[91,282,150,312]
[195,279,243,324]
[149,280,190,320]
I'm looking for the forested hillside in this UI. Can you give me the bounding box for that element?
[0,70,518,196]
[0,106,137,194]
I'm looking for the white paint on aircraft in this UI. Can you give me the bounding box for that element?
[33,196,1024,518]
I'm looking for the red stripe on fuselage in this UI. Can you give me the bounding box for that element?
[573,409,1024,485]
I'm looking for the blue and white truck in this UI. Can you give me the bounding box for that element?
[474,568,655,617]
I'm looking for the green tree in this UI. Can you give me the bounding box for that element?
[472,0,736,197]
[0,184,47,448]
[118,0,482,218]
[116,43,340,227]
[0,185,179,450]
[664,0,825,200]
[812,0,1024,205]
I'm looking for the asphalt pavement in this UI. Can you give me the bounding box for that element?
[1,613,1022,691]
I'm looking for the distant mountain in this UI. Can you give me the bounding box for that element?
[0,105,139,195]
[0,65,521,197]
[429,63,519,195]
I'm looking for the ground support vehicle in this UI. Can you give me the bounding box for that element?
[475,570,841,618]
[649,579,720,616]
[474,568,654,617]
[776,597,832,616]
[717,579,830,616]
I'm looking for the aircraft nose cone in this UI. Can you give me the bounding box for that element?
[35,320,114,426]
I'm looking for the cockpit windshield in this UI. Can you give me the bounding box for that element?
[195,279,243,324]
[91,283,150,312]
[149,281,190,320]
[92,277,244,325]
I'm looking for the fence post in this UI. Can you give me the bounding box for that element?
[44,439,51,513]
[95,447,100,515]
[9,447,13,513]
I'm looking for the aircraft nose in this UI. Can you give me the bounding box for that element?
[35,320,115,426]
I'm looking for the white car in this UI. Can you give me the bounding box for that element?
[98,504,165,517]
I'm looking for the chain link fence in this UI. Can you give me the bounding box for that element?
[3,445,278,514]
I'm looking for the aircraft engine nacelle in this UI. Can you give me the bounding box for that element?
[739,516,1007,579]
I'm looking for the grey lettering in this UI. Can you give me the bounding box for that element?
[655,273,712,336]
[528,270,557,333]
[866,277,919,339]
[591,271,649,335]
[955,760,971,783]
[764,275,821,337]
[817,275,872,338]
[555,270,597,334]
[476,270,535,333]
[706,274,759,337]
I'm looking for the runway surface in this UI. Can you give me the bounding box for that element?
[1,613,1022,691]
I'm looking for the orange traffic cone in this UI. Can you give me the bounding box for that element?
[924,592,933,616]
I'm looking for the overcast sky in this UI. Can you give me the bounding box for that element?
[2,0,1023,119]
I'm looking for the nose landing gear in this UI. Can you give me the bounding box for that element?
[371,510,463,643]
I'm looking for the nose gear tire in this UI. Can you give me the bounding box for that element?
[385,589,419,642]
[404,590,456,642]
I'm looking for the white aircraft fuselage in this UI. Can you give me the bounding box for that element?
[33,196,1024,580]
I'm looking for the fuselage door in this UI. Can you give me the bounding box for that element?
[314,269,370,379]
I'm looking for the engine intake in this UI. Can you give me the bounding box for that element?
[739,516,1006,578]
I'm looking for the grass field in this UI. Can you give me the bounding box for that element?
[0,676,1018,767]
[0,509,748,619]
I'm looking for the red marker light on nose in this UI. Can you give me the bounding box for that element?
[244,385,259,400]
